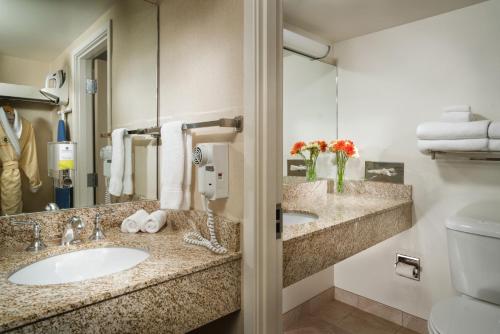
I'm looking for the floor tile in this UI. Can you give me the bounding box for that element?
[315,299,356,324]
[336,309,401,334]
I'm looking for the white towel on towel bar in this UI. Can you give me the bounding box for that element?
[416,120,490,140]
[418,139,489,154]
[109,128,127,196]
[488,121,500,139]
[160,121,192,210]
[489,139,500,151]
[122,135,133,195]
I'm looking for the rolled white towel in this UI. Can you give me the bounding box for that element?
[121,209,149,233]
[141,210,167,233]
[416,120,490,140]
[489,139,500,151]
[418,138,489,154]
[440,111,472,122]
[443,105,471,113]
[488,121,500,139]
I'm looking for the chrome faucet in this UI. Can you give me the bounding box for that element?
[89,213,106,241]
[61,216,85,246]
[11,220,47,252]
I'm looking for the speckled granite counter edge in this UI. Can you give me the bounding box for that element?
[6,260,241,334]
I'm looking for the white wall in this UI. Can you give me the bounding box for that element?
[333,0,500,319]
[283,52,337,178]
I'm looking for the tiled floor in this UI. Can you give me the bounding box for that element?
[284,299,420,334]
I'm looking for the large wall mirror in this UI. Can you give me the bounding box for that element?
[0,0,158,215]
[283,50,337,179]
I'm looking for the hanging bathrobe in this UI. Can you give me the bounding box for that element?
[0,108,41,215]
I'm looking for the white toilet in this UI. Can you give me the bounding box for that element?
[428,201,500,334]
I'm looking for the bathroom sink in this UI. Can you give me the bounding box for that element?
[283,212,318,225]
[8,247,149,285]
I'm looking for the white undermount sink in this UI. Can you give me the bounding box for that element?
[283,212,318,225]
[8,247,150,286]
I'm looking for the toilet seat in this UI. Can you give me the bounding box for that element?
[429,295,500,334]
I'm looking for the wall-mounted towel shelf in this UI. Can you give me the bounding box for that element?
[0,83,58,105]
[430,150,500,161]
[100,116,243,138]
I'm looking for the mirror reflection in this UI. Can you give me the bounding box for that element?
[0,0,158,215]
[283,47,337,180]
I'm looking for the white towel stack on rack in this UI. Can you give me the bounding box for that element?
[417,105,500,154]
[488,122,500,151]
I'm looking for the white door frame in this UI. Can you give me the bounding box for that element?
[243,0,283,332]
[71,22,112,208]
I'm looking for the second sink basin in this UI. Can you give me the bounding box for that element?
[283,212,318,225]
[9,247,150,285]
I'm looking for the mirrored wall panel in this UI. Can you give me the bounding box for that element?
[0,0,158,215]
[283,50,337,179]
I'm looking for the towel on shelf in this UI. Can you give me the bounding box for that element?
[109,128,126,196]
[121,209,149,233]
[489,139,500,151]
[488,121,500,139]
[418,138,489,154]
[416,120,490,140]
[443,105,471,113]
[441,105,472,122]
[160,121,186,210]
[440,111,472,123]
[122,135,133,195]
[141,210,167,233]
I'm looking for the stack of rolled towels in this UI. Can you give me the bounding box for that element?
[121,209,167,234]
[417,105,500,154]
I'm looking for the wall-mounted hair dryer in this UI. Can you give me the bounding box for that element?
[184,143,229,254]
[192,143,229,201]
[40,70,69,105]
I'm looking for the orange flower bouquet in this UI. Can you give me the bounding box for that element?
[329,139,359,193]
[290,140,328,181]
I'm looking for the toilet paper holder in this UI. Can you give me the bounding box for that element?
[395,253,421,281]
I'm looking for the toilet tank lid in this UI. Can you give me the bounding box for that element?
[446,201,500,239]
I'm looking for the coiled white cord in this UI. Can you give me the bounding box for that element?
[183,196,227,254]
[104,177,111,205]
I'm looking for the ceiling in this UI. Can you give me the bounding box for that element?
[0,0,116,62]
[284,0,488,43]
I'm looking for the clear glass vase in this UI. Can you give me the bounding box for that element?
[336,152,347,193]
[306,164,317,182]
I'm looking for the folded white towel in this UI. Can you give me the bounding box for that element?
[121,209,149,233]
[160,121,184,209]
[122,135,133,195]
[443,105,471,113]
[440,111,472,123]
[488,121,500,139]
[181,131,192,210]
[489,139,500,151]
[109,128,127,196]
[141,210,167,233]
[416,120,490,140]
[418,139,489,154]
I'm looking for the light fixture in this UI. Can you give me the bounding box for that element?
[283,29,331,60]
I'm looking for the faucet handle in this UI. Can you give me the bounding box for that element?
[89,213,105,241]
[70,216,85,230]
[11,220,47,252]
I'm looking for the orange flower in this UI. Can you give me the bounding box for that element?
[316,140,328,152]
[290,141,306,155]
[329,139,359,158]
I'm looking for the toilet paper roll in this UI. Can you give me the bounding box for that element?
[395,262,417,279]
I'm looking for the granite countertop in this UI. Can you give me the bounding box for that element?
[283,193,412,241]
[0,227,241,332]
